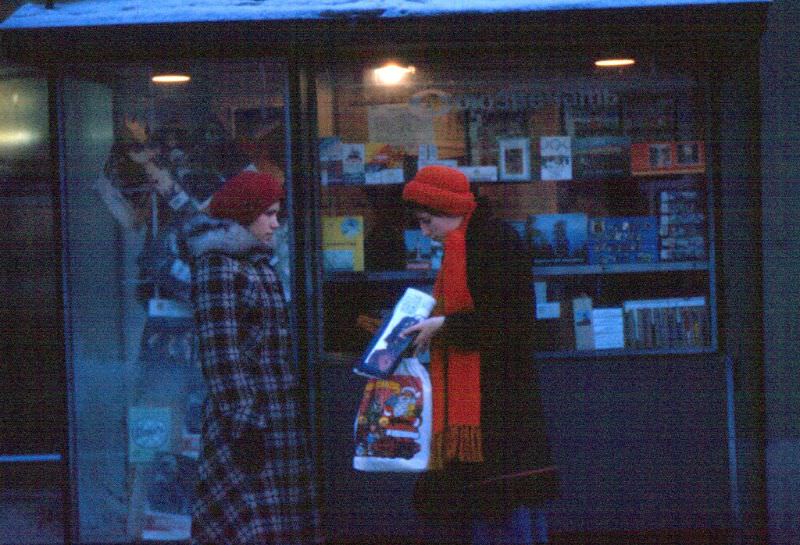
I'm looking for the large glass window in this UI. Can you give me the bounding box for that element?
[60,61,290,543]
[316,52,714,360]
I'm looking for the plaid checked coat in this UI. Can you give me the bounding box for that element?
[185,215,322,545]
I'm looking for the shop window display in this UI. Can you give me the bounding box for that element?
[316,54,715,359]
[61,62,289,543]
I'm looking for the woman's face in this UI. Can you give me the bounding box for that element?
[414,210,463,242]
[248,202,281,245]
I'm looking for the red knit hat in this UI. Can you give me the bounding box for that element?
[209,171,284,226]
[402,165,476,216]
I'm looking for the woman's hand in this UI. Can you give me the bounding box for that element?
[400,316,445,355]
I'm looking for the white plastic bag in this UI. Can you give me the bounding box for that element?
[353,357,432,472]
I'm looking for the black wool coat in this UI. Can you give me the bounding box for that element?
[413,202,559,519]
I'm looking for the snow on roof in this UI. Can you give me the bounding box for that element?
[0,0,768,29]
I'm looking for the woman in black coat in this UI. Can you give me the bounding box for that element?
[400,165,558,544]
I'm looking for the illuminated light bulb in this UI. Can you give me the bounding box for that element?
[373,64,415,86]
[151,74,191,83]
[0,130,35,146]
[595,58,636,68]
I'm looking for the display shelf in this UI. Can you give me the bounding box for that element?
[323,260,709,283]
[324,270,437,284]
[319,343,718,365]
[537,344,717,360]
[533,261,709,277]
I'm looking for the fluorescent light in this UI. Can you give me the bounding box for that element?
[595,58,636,68]
[373,64,415,86]
[151,74,191,83]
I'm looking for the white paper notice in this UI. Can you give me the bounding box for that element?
[368,103,434,148]
[536,302,561,320]
[591,307,625,349]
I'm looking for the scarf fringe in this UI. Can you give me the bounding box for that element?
[430,426,484,470]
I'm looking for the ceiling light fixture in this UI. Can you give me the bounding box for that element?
[373,63,415,86]
[151,74,191,84]
[595,58,636,68]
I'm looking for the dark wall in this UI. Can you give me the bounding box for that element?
[760,1,800,543]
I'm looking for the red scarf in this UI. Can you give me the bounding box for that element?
[429,212,483,469]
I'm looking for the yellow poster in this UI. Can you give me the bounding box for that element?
[322,215,364,272]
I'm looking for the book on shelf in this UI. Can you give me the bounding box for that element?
[588,216,659,265]
[141,453,197,541]
[529,212,589,265]
[572,136,630,180]
[572,296,594,350]
[659,189,706,261]
[322,215,364,272]
[403,229,442,271]
[630,141,706,176]
[319,136,344,185]
[365,142,406,185]
[540,136,572,181]
[622,296,709,349]
[354,287,436,379]
[417,144,458,170]
[341,142,367,184]
[498,136,532,181]
[468,110,529,168]
[592,307,625,350]
[564,103,622,138]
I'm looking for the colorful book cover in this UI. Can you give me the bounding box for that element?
[588,216,659,265]
[572,296,595,350]
[540,136,572,181]
[341,143,366,184]
[498,136,531,181]
[355,288,436,379]
[468,110,529,168]
[659,189,706,261]
[630,141,706,176]
[128,406,172,463]
[364,142,405,184]
[322,215,364,272]
[319,136,343,185]
[529,212,589,264]
[573,136,630,180]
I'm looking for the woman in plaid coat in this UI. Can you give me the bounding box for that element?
[184,171,321,545]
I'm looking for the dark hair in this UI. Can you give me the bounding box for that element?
[405,201,459,218]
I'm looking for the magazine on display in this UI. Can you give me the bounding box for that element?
[354,287,436,379]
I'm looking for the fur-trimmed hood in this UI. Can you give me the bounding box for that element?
[183,213,270,259]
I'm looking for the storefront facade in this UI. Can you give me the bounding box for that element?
[0,1,774,543]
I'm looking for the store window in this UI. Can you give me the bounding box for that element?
[0,64,65,543]
[316,52,714,359]
[60,61,290,543]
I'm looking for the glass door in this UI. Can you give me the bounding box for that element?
[60,61,291,543]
